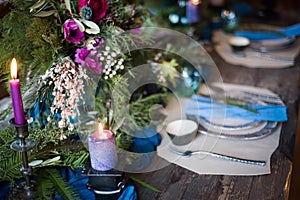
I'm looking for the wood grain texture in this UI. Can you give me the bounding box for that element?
[134,44,300,200]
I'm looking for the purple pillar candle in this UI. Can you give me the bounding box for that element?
[9,58,26,125]
[88,124,117,171]
[186,0,202,23]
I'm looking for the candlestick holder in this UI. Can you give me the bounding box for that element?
[82,158,125,200]
[8,118,36,199]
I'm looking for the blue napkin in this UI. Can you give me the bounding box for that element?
[185,95,287,122]
[128,126,161,171]
[235,23,300,40]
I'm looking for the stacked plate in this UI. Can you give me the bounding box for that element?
[250,37,296,52]
[189,84,283,140]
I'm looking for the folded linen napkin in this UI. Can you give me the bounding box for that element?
[185,95,287,122]
[235,23,300,40]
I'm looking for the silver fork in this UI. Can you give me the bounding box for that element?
[233,51,294,62]
[168,146,266,166]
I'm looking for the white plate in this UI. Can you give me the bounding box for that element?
[196,120,278,140]
[250,37,295,52]
[198,93,265,131]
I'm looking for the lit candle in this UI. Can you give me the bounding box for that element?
[186,0,202,23]
[9,58,26,125]
[88,123,117,171]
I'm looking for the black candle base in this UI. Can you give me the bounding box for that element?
[82,159,125,200]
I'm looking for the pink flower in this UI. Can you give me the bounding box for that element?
[63,19,85,44]
[78,0,108,22]
[75,47,102,74]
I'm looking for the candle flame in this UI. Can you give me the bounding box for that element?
[223,10,230,17]
[190,0,201,5]
[10,58,18,79]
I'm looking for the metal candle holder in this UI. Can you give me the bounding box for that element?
[8,118,36,199]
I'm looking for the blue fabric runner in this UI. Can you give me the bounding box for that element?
[185,95,287,122]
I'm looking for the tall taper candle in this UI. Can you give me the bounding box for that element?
[186,0,202,23]
[9,58,26,125]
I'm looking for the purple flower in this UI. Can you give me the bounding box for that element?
[78,0,108,23]
[75,47,102,74]
[63,19,85,44]
[131,26,141,35]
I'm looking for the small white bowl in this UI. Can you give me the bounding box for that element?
[229,36,250,51]
[166,119,198,146]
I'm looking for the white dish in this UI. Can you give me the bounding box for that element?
[166,119,198,145]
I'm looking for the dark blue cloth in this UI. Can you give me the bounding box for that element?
[0,181,10,199]
[127,126,161,171]
[130,126,161,153]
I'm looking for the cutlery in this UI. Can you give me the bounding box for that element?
[168,146,266,166]
[232,51,294,62]
[207,84,282,104]
[235,90,282,104]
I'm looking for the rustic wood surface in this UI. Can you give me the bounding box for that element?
[289,99,300,200]
[134,39,300,200]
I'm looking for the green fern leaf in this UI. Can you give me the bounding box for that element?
[45,168,79,200]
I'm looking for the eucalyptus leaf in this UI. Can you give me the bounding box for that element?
[29,0,46,12]
[29,159,43,167]
[73,18,85,32]
[64,0,72,14]
[41,156,61,166]
[81,19,100,34]
[34,10,56,17]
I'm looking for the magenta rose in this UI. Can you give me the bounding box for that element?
[78,0,108,22]
[63,19,85,44]
[75,47,102,74]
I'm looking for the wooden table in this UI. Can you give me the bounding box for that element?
[134,40,300,200]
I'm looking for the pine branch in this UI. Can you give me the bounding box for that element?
[37,168,79,200]
[36,171,54,200]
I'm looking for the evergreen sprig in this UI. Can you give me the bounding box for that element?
[36,168,79,199]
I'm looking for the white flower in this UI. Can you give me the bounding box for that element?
[44,57,89,131]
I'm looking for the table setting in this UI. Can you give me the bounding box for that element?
[157,82,287,175]
[213,23,300,68]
